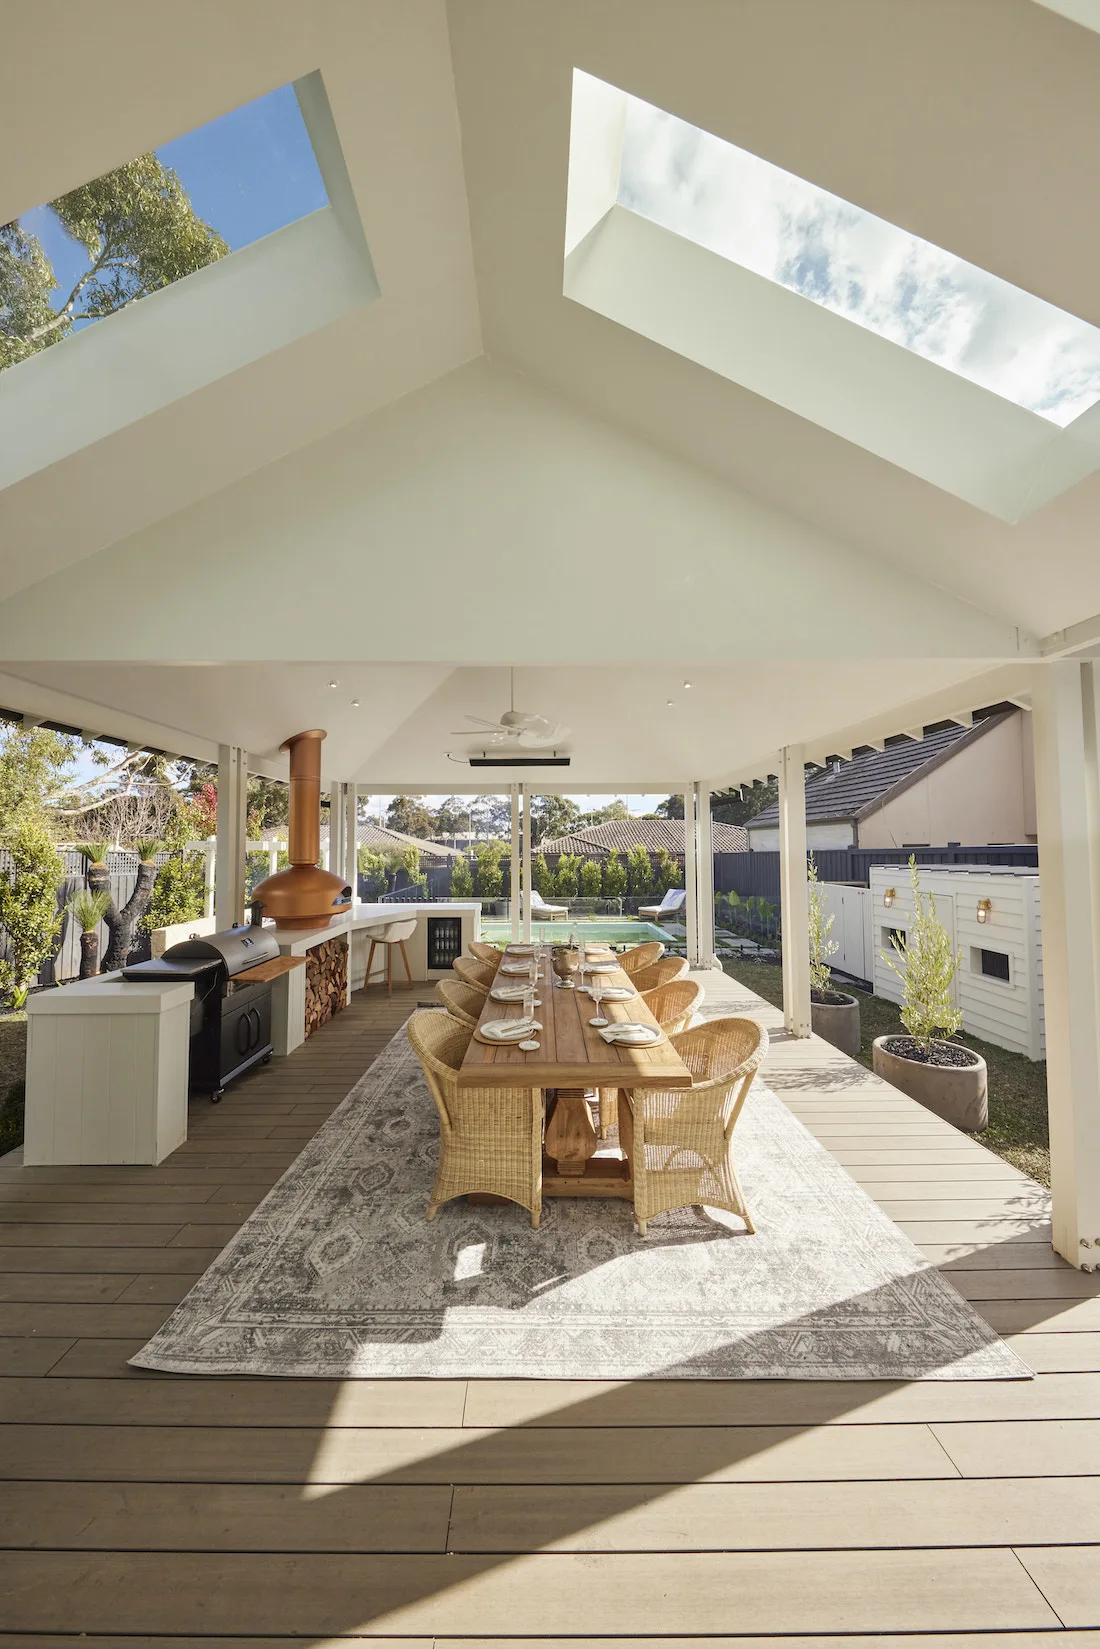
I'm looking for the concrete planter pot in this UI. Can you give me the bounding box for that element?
[810,992,861,1057]
[872,1036,988,1132]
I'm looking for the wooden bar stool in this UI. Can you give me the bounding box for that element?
[364,918,416,996]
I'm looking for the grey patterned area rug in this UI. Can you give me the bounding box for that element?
[132,1023,1030,1380]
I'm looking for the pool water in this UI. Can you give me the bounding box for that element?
[479,919,676,947]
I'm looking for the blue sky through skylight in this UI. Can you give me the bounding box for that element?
[20,82,326,334]
[617,94,1100,428]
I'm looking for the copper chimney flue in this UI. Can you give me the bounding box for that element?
[251,729,352,930]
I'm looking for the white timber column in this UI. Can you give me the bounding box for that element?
[215,744,248,929]
[1032,661,1100,1268]
[327,782,346,879]
[510,785,521,940]
[683,788,698,967]
[521,783,533,941]
[203,840,216,918]
[344,783,358,899]
[778,745,811,1037]
[692,783,720,968]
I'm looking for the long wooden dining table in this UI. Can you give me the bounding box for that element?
[457,943,692,1198]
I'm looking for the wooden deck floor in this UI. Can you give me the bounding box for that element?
[2,970,1099,1644]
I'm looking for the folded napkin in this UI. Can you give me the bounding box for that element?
[598,1021,663,1046]
[475,1016,542,1045]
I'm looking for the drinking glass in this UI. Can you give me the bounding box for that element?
[588,976,608,1028]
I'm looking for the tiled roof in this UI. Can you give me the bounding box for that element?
[747,720,997,829]
[354,823,463,862]
[537,818,748,856]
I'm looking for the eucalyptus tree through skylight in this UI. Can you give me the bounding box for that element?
[1,82,327,371]
[616,93,1100,429]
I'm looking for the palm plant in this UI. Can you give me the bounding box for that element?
[67,888,112,979]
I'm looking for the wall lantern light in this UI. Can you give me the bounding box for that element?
[883,887,896,908]
[977,898,992,925]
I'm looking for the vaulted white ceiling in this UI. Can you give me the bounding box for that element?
[0,0,1096,780]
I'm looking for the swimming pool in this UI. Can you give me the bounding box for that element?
[479,919,676,947]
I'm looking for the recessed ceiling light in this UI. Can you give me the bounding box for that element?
[328,680,339,689]
[682,680,693,689]
[666,699,674,707]
[351,699,360,708]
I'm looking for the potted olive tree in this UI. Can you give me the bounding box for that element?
[872,858,987,1131]
[807,854,861,1055]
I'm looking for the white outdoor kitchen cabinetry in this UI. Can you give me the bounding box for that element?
[24,977,192,1165]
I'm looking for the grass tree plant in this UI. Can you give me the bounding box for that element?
[67,888,113,979]
[881,857,963,1054]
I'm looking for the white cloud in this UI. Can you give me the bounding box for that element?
[617,98,1100,428]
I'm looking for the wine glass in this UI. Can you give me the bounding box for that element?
[588,975,608,1028]
[527,953,541,1005]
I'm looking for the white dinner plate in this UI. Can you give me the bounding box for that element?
[479,1017,542,1042]
[500,960,537,974]
[490,983,531,1001]
[580,984,634,1000]
[505,944,539,954]
[582,960,619,972]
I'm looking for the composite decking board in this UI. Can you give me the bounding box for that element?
[0,971,1089,1641]
[448,1475,1100,1551]
[0,1421,961,1484]
[0,1548,1061,1635]
[1,1372,1097,1428]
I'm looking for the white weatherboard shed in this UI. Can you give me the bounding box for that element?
[869,866,1044,1062]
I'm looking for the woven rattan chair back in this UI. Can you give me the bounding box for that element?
[469,941,503,969]
[436,979,486,1028]
[618,940,665,977]
[619,1015,768,1236]
[453,956,494,994]
[406,1008,543,1227]
[638,977,704,1035]
[630,956,689,993]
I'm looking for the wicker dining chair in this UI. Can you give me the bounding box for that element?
[618,940,665,978]
[453,956,494,994]
[436,978,487,1029]
[597,978,705,1139]
[406,1009,544,1227]
[618,1016,768,1235]
[630,956,689,994]
[469,941,504,970]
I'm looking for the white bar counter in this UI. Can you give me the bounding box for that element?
[24,976,192,1165]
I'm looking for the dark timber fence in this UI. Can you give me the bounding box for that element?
[713,844,1039,910]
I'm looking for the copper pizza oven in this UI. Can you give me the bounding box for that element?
[251,729,352,930]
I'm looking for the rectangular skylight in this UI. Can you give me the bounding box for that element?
[1,82,327,371]
[616,91,1100,428]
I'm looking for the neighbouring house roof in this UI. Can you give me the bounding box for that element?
[746,716,1009,830]
[353,823,464,863]
[537,819,748,857]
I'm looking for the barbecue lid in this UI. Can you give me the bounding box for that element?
[122,955,222,984]
[161,923,281,976]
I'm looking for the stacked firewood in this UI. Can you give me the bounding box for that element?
[304,937,348,1035]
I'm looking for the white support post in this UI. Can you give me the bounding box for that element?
[521,783,533,942]
[510,785,521,940]
[267,839,279,877]
[215,744,248,930]
[344,783,358,902]
[1032,662,1100,1268]
[683,789,698,968]
[695,783,719,967]
[327,782,346,879]
[778,744,811,1037]
[203,840,216,919]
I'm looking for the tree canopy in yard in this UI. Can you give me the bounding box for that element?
[1,153,228,369]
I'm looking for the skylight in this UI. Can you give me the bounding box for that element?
[2,82,327,371]
[616,92,1100,428]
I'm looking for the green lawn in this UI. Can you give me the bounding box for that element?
[722,960,1050,1186]
[0,1013,27,1157]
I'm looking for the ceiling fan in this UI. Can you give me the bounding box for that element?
[450,668,570,748]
